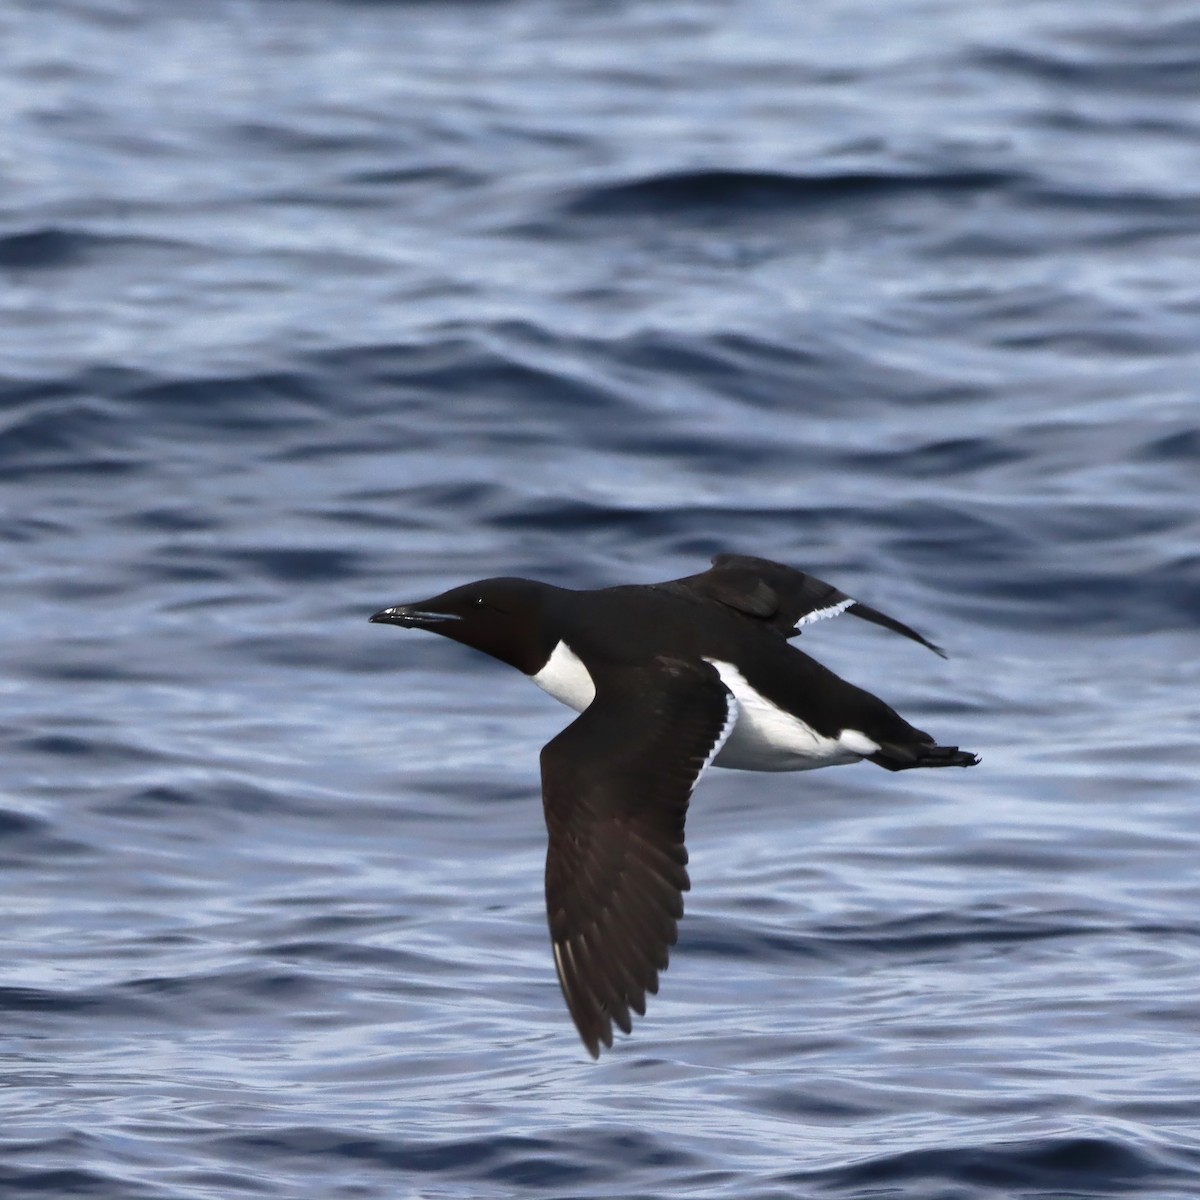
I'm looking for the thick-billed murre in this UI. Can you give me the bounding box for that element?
[370,554,979,1057]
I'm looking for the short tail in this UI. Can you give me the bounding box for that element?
[869,741,980,772]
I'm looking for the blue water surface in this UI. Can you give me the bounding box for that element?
[3,0,1200,1196]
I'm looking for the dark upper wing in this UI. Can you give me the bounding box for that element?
[666,553,947,658]
[540,656,736,1057]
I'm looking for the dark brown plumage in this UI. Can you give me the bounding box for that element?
[540,657,732,1056]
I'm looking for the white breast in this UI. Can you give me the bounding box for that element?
[530,640,596,712]
[704,658,878,772]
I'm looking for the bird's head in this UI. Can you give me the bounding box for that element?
[370,576,556,673]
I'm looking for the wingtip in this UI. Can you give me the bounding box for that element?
[579,1021,609,1059]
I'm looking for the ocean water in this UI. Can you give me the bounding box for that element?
[3,0,1200,1196]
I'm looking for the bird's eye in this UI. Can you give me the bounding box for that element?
[472,596,485,608]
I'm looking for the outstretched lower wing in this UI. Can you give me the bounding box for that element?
[540,656,736,1057]
[665,553,947,658]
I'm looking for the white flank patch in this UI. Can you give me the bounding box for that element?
[704,658,876,772]
[793,597,853,628]
[838,728,881,756]
[531,640,596,712]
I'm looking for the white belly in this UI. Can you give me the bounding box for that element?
[529,643,875,774]
[704,658,877,772]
